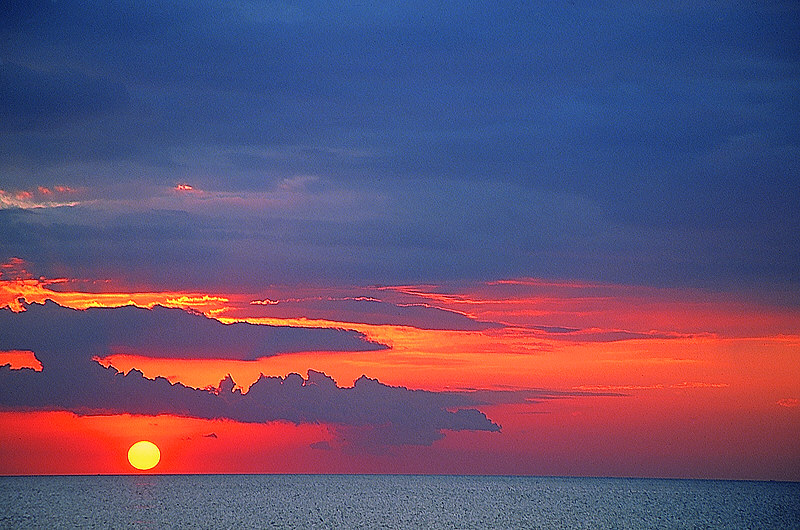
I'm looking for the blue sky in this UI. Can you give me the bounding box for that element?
[1,1,798,299]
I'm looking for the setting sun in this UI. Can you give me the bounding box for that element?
[127,441,161,471]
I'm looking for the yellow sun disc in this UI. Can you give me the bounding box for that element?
[127,441,161,470]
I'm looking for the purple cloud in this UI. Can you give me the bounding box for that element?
[0,302,502,447]
[0,364,499,448]
[0,300,385,361]
[0,299,617,449]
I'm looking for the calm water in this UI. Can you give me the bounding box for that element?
[1,475,798,529]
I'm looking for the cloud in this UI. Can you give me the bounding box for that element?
[4,2,796,193]
[242,296,498,331]
[0,301,385,360]
[0,257,31,280]
[309,440,332,451]
[0,303,502,447]
[0,186,82,210]
[4,185,793,299]
[232,371,500,447]
[0,300,622,448]
[573,382,728,392]
[0,1,797,297]
[535,328,680,343]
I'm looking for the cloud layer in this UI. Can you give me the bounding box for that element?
[0,1,797,297]
[0,301,385,360]
[0,302,501,447]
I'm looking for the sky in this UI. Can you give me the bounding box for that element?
[0,1,799,479]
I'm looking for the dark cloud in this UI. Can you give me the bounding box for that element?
[0,303,505,447]
[0,362,501,447]
[0,1,797,298]
[0,301,385,360]
[2,188,797,304]
[309,440,332,451]
[3,1,797,186]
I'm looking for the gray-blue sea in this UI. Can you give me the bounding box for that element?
[1,475,799,529]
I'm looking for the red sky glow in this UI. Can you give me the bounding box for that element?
[1,268,798,479]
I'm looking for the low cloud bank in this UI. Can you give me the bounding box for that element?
[0,302,501,448]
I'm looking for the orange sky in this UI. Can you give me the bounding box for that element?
[1,273,798,479]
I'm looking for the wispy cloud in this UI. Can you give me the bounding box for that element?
[573,382,729,392]
[0,187,81,209]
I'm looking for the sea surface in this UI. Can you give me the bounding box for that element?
[1,475,799,529]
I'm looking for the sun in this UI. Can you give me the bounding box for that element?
[127,440,161,471]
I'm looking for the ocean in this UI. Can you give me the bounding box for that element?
[1,475,798,528]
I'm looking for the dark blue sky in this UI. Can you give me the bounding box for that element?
[1,1,798,300]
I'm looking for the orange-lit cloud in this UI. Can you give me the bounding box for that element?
[251,298,279,305]
[0,350,42,371]
[0,257,31,280]
[0,268,232,315]
[0,186,82,209]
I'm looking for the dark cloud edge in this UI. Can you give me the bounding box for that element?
[0,300,388,359]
